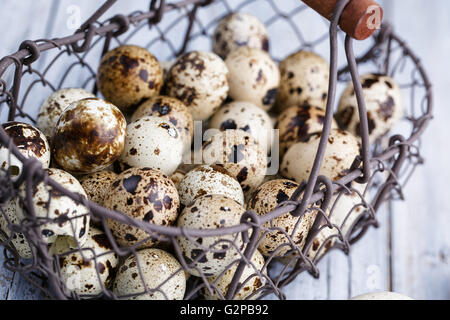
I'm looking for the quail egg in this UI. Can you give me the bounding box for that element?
[0,122,50,180]
[212,12,269,59]
[131,96,193,152]
[164,51,229,121]
[119,116,183,175]
[281,129,360,183]
[177,165,244,207]
[160,60,175,79]
[79,170,118,205]
[209,101,273,153]
[104,167,179,248]
[336,73,403,142]
[225,47,279,111]
[36,88,96,138]
[276,51,329,112]
[176,194,246,277]
[97,45,163,113]
[169,170,185,188]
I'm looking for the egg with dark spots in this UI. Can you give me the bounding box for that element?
[97,45,163,113]
[177,194,245,277]
[336,73,403,142]
[119,116,183,175]
[104,167,179,248]
[79,170,118,206]
[169,170,185,188]
[225,47,279,111]
[49,227,118,297]
[247,179,316,257]
[51,98,127,174]
[276,51,329,112]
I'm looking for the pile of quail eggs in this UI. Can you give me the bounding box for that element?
[0,12,403,300]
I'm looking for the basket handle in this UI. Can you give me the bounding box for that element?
[301,0,383,40]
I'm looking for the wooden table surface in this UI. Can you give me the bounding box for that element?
[0,0,448,300]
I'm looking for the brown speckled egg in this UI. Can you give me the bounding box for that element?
[212,12,269,59]
[276,104,337,158]
[336,73,403,142]
[49,227,118,297]
[164,51,229,121]
[178,165,244,207]
[51,98,126,174]
[104,167,179,248]
[0,122,50,180]
[97,45,163,113]
[276,51,329,112]
[119,116,183,175]
[281,129,360,183]
[131,96,193,152]
[202,129,267,195]
[36,88,96,138]
[113,248,186,300]
[209,101,273,153]
[176,194,245,277]
[247,179,315,257]
[170,170,185,188]
[203,249,266,300]
[17,168,90,245]
[225,47,279,111]
[79,170,118,205]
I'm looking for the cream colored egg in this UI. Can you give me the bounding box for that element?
[79,170,118,205]
[169,170,185,188]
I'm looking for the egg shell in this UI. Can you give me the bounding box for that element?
[202,129,267,194]
[169,170,185,188]
[350,291,413,300]
[281,129,360,183]
[97,45,163,113]
[160,60,175,79]
[36,88,96,138]
[176,194,246,277]
[212,12,269,59]
[17,168,90,245]
[104,167,179,248]
[275,104,338,158]
[164,51,229,121]
[113,248,186,300]
[276,51,329,112]
[52,98,127,174]
[178,165,244,207]
[79,170,118,205]
[209,101,273,153]
[49,227,119,297]
[247,179,316,257]
[119,116,183,175]
[203,249,266,300]
[131,96,193,153]
[336,73,403,142]
[225,47,279,111]
[0,122,50,180]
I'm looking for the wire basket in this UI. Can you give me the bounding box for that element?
[0,0,432,300]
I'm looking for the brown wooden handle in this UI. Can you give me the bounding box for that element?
[301,0,383,40]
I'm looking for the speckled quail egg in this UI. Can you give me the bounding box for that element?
[49,227,118,297]
[164,51,229,121]
[276,104,338,158]
[113,248,186,300]
[104,167,179,248]
[336,73,403,142]
[276,51,329,112]
[52,98,126,174]
[170,170,185,188]
[36,88,96,138]
[203,249,266,300]
[79,170,118,205]
[281,129,360,183]
[178,165,244,207]
[97,45,163,113]
[17,168,90,245]
[247,179,316,257]
[131,96,193,152]
[212,12,269,59]
[160,60,175,79]
[350,291,413,300]
[0,122,50,180]
[209,101,273,153]
[226,47,279,111]
[119,116,183,175]
[202,129,267,194]
[176,194,246,277]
